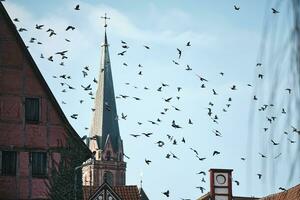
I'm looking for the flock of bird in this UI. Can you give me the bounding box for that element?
[8,1,298,199]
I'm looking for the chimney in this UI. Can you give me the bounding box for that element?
[209,168,233,200]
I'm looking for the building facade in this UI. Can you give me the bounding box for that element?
[0,3,91,199]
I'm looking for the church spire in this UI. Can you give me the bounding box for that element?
[89,14,122,154]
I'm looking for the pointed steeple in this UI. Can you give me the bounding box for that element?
[89,27,122,154]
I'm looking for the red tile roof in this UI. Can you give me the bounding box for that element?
[197,193,258,200]
[259,184,300,200]
[83,185,142,200]
[113,185,140,200]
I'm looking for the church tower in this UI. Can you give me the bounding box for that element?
[83,15,126,187]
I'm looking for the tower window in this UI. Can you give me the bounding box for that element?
[31,152,47,177]
[25,97,40,123]
[104,171,113,185]
[105,151,111,161]
[1,151,17,176]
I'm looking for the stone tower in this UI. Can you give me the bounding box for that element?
[82,24,126,187]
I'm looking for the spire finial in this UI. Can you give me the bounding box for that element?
[101,13,110,29]
[140,171,143,188]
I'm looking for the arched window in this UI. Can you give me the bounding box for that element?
[104,171,113,186]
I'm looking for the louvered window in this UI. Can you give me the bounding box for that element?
[1,151,17,176]
[31,152,47,177]
[25,97,40,122]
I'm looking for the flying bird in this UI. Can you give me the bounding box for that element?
[130,134,140,138]
[257,173,262,179]
[213,151,220,156]
[197,171,206,175]
[70,114,78,119]
[186,41,191,46]
[272,8,280,14]
[196,186,205,193]
[35,24,44,30]
[234,5,240,10]
[233,180,240,186]
[142,132,153,137]
[271,139,279,145]
[186,65,192,71]
[177,48,182,59]
[66,26,75,31]
[145,159,151,165]
[196,74,208,82]
[121,113,127,120]
[74,4,80,10]
[118,51,126,56]
[162,190,169,197]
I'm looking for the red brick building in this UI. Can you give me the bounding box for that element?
[0,2,91,200]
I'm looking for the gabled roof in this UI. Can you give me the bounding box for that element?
[0,2,91,156]
[259,184,300,200]
[88,182,122,200]
[83,184,143,200]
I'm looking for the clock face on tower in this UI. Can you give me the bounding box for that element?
[216,174,226,184]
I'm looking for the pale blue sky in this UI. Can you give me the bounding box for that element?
[3,0,300,199]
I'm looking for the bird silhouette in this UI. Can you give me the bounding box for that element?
[259,152,267,158]
[257,173,262,179]
[142,132,153,137]
[74,4,80,10]
[233,180,240,186]
[196,171,206,175]
[143,45,150,49]
[156,141,165,147]
[70,114,78,119]
[196,186,205,193]
[177,48,182,59]
[234,5,240,10]
[278,187,286,191]
[121,113,127,120]
[130,134,140,138]
[272,8,280,14]
[35,24,44,30]
[66,26,75,31]
[196,74,208,82]
[162,190,169,197]
[212,89,218,95]
[81,84,92,91]
[186,65,192,71]
[172,120,182,128]
[186,41,191,46]
[271,139,279,145]
[164,97,172,102]
[118,51,126,56]
[172,60,179,65]
[145,159,151,165]
[213,151,220,156]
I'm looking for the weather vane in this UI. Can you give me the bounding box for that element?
[101,13,110,28]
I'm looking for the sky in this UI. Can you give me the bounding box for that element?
[2,0,300,199]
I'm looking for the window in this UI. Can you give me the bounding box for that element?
[31,152,47,177]
[1,151,17,176]
[25,98,40,122]
[104,171,113,185]
[105,151,111,161]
